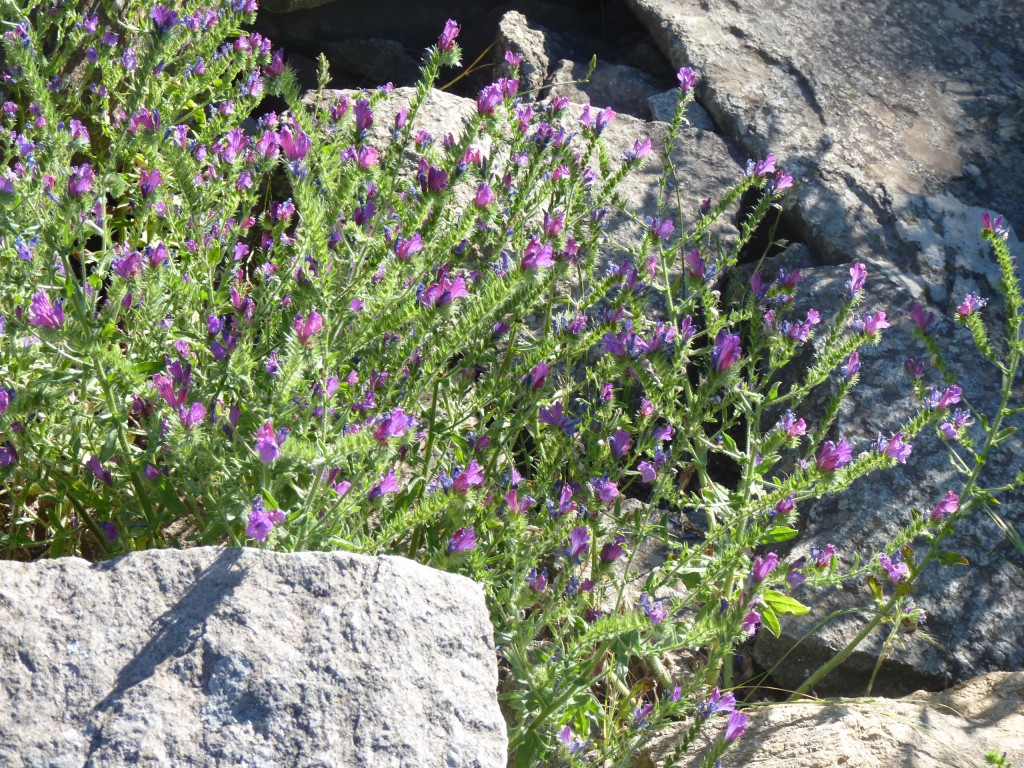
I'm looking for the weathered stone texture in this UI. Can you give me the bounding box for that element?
[0,547,505,768]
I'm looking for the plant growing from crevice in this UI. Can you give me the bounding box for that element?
[0,3,1021,767]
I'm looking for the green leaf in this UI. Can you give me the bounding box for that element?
[867,575,883,603]
[760,604,781,637]
[762,589,810,615]
[935,551,969,567]
[993,426,1017,444]
[760,525,799,544]
[133,360,165,376]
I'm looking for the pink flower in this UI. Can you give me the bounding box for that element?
[452,460,485,494]
[28,291,65,329]
[447,526,476,554]
[711,330,742,373]
[293,310,323,345]
[374,408,415,444]
[816,438,852,472]
[253,420,288,462]
[676,66,697,94]
[910,302,935,331]
[930,490,960,519]
[521,236,555,270]
[437,19,460,52]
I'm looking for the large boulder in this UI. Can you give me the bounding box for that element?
[0,547,505,767]
[620,0,1024,281]
[747,256,1024,697]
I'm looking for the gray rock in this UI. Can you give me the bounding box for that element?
[494,10,551,97]
[0,547,505,768]
[648,89,717,131]
[747,258,1024,696]
[548,58,669,119]
[640,672,1024,768]
[621,0,1024,270]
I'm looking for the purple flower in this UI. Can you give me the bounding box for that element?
[526,567,548,592]
[420,162,448,193]
[474,183,495,209]
[594,479,619,505]
[816,438,852,472]
[724,710,748,743]
[277,126,311,161]
[811,543,837,568]
[523,361,550,390]
[677,66,698,94]
[246,497,284,542]
[637,460,657,483]
[751,552,779,582]
[394,232,423,261]
[600,536,626,564]
[639,592,668,625]
[556,725,589,754]
[711,330,742,373]
[939,409,972,440]
[354,99,373,132]
[477,83,502,116]
[28,291,65,329]
[775,494,796,517]
[957,293,988,316]
[841,351,860,381]
[67,163,94,198]
[927,384,962,410]
[178,401,206,430]
[747,153,776,177]
[699,688,736,718]
[906,358,925,380]
[786,561,807,588]
[521,237,555,270]
[910,302,935,332]
[684,248,705,280]
[447,526,476,554]
[253,420,287,462]
[609,428,632,459]
[139,167,162,198]
[452,460,485,494]
[293,310,323,345]
[634,702,654,727]
[649,217,674,240]
[741,609,761,635]
[0,441,16,467]
[778,410,807,440]
[766,172,793,194]
[437,18,460,52]
[374,408,415,444]
[846,263,867,297]
[419,269,468,308]
[852,311,890,335]
[878,552,909,582]
[930,490,959,520]
[566,526,590,561]
[85,455,113,486]
[982,211,1009,239]
[624,136,653,162]
[369,467,399,500]
[875,432,912,463]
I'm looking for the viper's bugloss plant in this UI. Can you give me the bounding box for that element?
[1,2,1021,766]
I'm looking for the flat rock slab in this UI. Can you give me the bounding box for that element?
[0,547,505,768]
[623,0,1024,278]
[643,671,1024,767]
